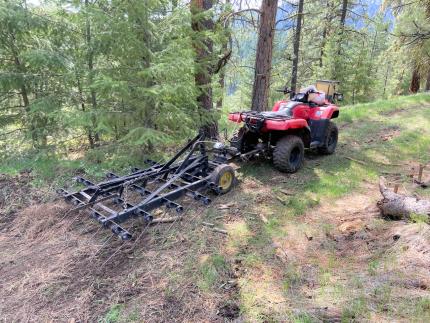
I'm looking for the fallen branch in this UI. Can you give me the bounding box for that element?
[344,156,367,165]
[151,216,182,224]
[212,227,228,235]
[378,176,430,219]
[202,222,215,227]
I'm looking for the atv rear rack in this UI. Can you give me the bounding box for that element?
[58,133,228,240]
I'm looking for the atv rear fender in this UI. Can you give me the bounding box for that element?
[228,112,243,123]
[312,105,339,119]
[270,127,311,148]
[228,112,309,130]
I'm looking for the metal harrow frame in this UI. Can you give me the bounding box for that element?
[58,134,226,240]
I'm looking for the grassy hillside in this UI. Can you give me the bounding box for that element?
[1,93,430,322]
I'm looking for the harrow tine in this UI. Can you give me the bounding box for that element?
[58,188,133,240]
[106,172,184,213]
[77,176,155,223]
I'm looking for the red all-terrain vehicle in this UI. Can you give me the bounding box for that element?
[227,80,342,173]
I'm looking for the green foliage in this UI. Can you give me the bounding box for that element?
[0,0,227,156]
[102,304,123,323]
[197,253,228,292]
[410,212,429,224]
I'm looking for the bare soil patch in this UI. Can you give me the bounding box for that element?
[273,179,430,321]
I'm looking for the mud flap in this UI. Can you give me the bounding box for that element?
[309,119,330,148]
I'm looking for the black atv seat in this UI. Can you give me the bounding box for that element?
[260,101,302,119]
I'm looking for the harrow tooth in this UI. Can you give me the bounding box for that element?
[110,224,132,241]
[202,197,211,205]
[166,202,176,209]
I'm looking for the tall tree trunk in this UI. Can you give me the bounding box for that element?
[425,69,430,91]
[217,70,225,110]
[216,0,231,110]
[85,0,99,145]
[340,0,348,28]
[319,0,330,68]
[11,44,37,146]
[383,64,390,96]
[410,67,420,93]
[251,0,278,112]
[76,73,95,148]
[320,26,327,68]
[291,0,304,94]
[191,0,218,138]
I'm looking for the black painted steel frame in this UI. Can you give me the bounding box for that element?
[58,134,221,240]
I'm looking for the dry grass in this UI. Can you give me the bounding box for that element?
[1,97,430,322]
[0,184,240,322]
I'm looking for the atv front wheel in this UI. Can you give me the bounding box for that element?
[210,164,236,194]
[273,135,305,173]
[318,121,338,155]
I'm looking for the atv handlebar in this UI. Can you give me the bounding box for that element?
[275,87,292,95]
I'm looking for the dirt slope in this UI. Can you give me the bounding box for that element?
[1,101,430,322]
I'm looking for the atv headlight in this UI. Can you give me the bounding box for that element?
[213,142,225,150]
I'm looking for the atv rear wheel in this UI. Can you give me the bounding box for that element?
[273,135,305,173]
[318,121,338,155]
[210,164,236,194]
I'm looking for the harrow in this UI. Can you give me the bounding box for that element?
[58,133,237,240]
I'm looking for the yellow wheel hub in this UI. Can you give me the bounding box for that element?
[219,172,233,190]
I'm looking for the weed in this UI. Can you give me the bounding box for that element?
[290,312,314,323]
[102,304,123,323]
[282,263,302,292]
[415,297,430,317]
[341,296,368,322]
[197,253,228,292]
[368,259,379,276]
[410,212,429,224]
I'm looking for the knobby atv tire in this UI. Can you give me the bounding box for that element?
[273,135,305,173]
[318,121,338,155]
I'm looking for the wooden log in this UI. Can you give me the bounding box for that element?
[378,176,430,219]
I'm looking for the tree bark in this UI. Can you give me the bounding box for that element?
[216,0,231,110]
[335,0,348,73]
[76,73,95,148]
[191,0,218,138]
[409,67,420,93]
[320,26,327,68]
[290,0,304,94]
[10,41,37,146]
[251,0,278,112]
[425,69,430,91]
[340,0,348,28]
[85,0,99,144]
[378,177,430,219]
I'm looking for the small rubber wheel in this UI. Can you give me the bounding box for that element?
[273,135,305,173]
[210,164,236,194]
[318,121,338,155]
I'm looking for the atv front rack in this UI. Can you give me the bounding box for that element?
[58,134,225,240]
